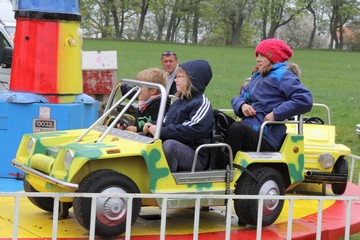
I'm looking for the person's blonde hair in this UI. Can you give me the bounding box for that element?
[175,67,194,99]
[136,68,167,88]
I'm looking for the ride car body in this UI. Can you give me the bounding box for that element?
[11,79,351,237]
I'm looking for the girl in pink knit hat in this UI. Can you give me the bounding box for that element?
[216,38,313,169]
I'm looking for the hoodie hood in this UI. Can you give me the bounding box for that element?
[179,60,212,94]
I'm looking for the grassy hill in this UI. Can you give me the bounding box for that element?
[83,39,360,179]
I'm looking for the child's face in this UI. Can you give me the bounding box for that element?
[175,72,188,93]
[139,87,154,101]
[256,53,271,72]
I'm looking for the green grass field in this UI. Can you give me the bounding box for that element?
[83,39,360,182]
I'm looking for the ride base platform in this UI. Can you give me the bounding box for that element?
[1,178,360,240]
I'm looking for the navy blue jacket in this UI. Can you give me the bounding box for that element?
[160,60,214,169]
[231,62,313,150]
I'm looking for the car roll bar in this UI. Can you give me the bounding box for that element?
[75,79,168,142]
[256,115,304,152]
[191,143,234,172]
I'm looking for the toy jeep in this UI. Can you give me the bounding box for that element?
[12,79,350,237]
[287,103,350,195]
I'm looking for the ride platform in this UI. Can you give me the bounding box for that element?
[1,178,360,240]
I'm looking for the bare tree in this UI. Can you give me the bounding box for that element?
[305,0,317,48]
[107,0,121,38]
[260,0,269,40]
[136,0,151,40]
[179,0,202,43]
[259,0,307,39]
[165,0,183,42]
[191,0,202,43]
[80,0,114,38]
[327,0,359,49]
[152,0,167,41]
[180,0,193,43]
[78,0,359,50]
[215,0,255,46]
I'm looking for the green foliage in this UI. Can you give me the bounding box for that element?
[83,39,360,181]
[78,0,360,49]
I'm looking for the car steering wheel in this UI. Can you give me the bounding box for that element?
[305,117,324,124]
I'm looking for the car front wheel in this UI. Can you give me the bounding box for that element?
[331,157,348,195]
[234,166,285,226]
[73,169,141,238]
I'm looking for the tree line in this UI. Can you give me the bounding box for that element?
[79,0,360,50]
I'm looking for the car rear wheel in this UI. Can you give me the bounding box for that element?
[73,169,141,238]
[234,166,285,226]
[331,157,348,195]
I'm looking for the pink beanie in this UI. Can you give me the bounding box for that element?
[255,38,293,63]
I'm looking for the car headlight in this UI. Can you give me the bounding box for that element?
[27,138,35,154]
[318,153,335,169]
[64,150,74,170]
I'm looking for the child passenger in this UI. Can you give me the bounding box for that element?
[143,60,214,172]
[117,67,167,132]
[218,38,313,169]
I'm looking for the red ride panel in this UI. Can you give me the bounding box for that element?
[10,19,59,94]
[82,70,116,94]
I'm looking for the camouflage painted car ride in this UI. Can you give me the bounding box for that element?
[11,79,351,238]
[290,103,351,195]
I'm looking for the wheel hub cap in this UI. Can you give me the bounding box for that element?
[259,180,280,215]
[96,187,127,226]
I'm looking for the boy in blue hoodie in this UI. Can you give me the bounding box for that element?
[144,60,214,172]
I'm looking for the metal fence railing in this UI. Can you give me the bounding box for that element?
[1,154,359,240]
[1,192,360,240]
[349,154,360,185]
